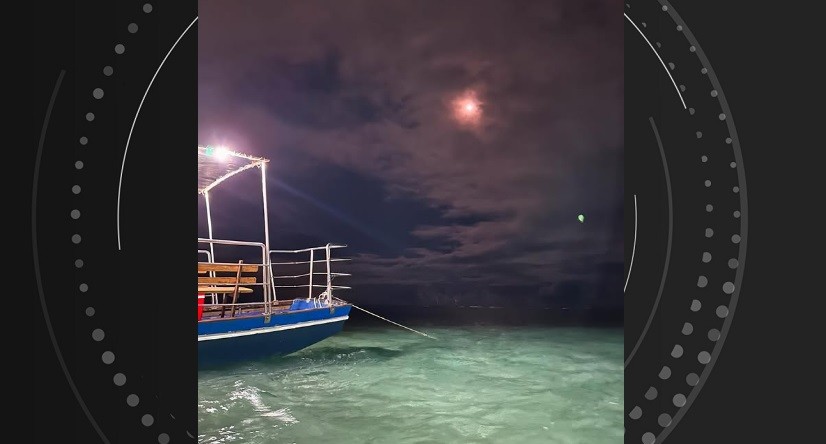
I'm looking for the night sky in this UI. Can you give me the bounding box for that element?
[198,0,623,312]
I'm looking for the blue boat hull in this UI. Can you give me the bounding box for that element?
[198,304,351,367]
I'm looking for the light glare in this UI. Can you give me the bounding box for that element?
[214,146,230,161]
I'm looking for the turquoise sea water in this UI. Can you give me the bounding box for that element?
[198,326,623,443]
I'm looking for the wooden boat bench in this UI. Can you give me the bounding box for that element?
[198,261,260,317]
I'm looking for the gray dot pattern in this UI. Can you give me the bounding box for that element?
[77,7,179,438]
[673,394,687,407]
[690,299,701,312]
[102,351,115,365]
[671,345,683,358]
[628,4,747,442]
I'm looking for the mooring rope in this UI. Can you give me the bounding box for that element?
[333,297,437,340]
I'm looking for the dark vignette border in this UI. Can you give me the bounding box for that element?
[33,2,197,442]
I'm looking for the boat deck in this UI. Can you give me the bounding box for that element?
[199,299,347,321]
[199,300,289,320]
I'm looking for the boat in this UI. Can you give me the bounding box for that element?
[197,145,352,367]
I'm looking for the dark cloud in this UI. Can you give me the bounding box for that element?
[199,0,623,307]
[236,50,392,129]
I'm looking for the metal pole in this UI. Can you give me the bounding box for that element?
[308,250,314,300]
[261,161,272,313]
[325,243,332,305]
[204,190,215,262]
[204,191,218,304]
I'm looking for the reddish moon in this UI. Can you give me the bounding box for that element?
[452,92,482,124]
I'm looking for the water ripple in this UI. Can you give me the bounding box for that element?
[199,326,622,443]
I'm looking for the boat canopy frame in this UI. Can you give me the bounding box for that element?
[198,145,273,312]
[197,145,350,315]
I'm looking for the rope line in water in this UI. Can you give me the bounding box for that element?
[334,297,437,340]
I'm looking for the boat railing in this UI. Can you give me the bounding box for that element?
[197,249,217,303]
[198,238,273,314]
[269,244,352,306]
[197,249,213,263]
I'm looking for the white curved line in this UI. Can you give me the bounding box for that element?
[117,16,199,250]
[624,194,637,293]
[624,13,687,109]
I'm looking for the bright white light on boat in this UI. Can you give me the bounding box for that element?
[214,146,230,161]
